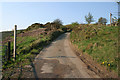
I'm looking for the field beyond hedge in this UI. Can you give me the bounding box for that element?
[70,25,118,73]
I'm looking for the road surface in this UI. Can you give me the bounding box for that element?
[28,33,100,78]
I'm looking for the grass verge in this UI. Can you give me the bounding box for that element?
[70,25,118,74]
[2,30,64,78]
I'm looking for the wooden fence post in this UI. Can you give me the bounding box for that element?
[110,13,112,26]
[13,25,17,60]
[7,41,10,61]
[5,46,7,61]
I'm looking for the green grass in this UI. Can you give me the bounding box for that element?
[1,23,66,78]
[2,30,64,69]
[2,30,64,79]
[70,25,118,72]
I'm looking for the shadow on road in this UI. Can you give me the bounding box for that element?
[28,57,39,80]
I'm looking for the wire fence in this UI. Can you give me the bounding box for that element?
[1,41,13,64]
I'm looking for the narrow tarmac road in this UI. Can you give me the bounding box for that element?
[31,33,100,78]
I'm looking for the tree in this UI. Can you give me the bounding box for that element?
[52,19,63,29]
[85,12,94,24]
[71,22,79,27]
[98,17,107,25]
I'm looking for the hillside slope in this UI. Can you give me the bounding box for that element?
[2,23,65,78]
[70,25,118,77]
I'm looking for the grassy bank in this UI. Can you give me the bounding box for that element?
[2,28,64,78]
[70,25,118,73]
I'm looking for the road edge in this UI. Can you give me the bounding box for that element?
[68,33,118,78]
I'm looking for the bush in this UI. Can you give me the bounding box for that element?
[25,23,44,31]
[60,26,68,32]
